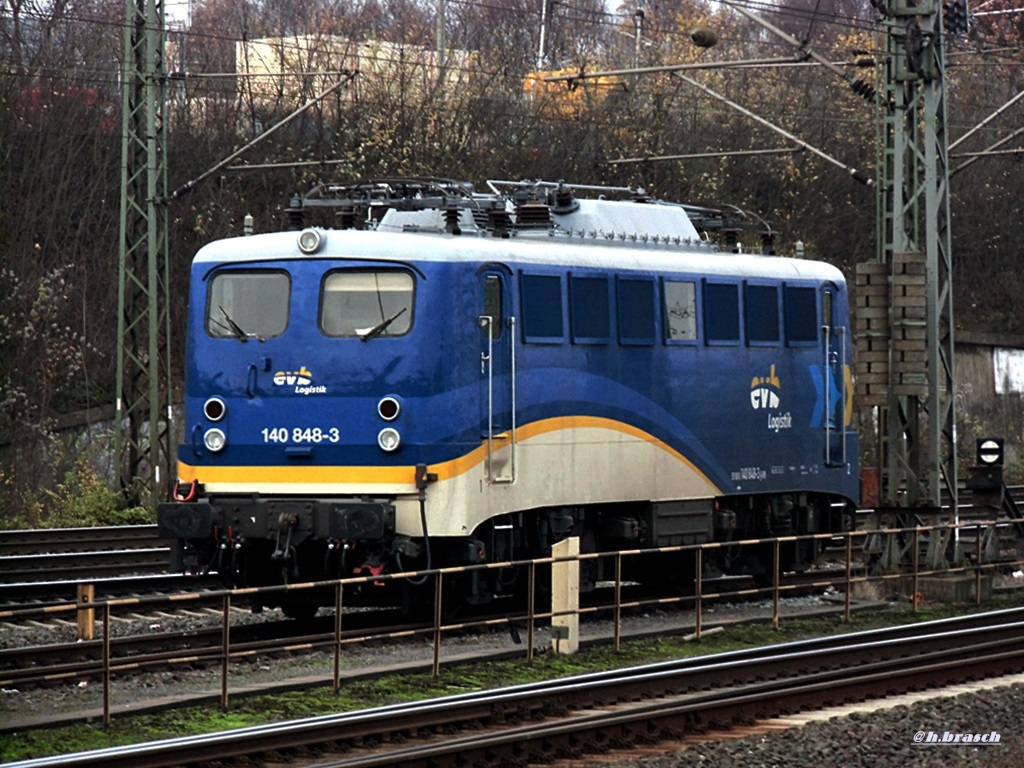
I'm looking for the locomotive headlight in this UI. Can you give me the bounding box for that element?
[377,427,401,452]
[297,228,324,254]
[378,396,401,421]
[204,396,226,421]
[204,428,227,452]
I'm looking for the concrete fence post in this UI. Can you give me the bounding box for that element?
[551,536,579,654]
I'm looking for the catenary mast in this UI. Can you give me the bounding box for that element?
[116,0,173,505]
[856,1,959,567]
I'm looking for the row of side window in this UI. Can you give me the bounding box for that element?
[520,272,823,347]
[205,267,826,347]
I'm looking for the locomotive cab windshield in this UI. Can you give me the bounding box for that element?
[321,269,415,338]
[206,270,289,340]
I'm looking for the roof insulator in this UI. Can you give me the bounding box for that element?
[551,182,580,214]
[488,205,511,238]
[444,200,462,236]
[514,200,552,229]
[284,195,305,231]
[337,202,359,230]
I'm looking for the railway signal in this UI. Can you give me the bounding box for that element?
[977,438,1004,467]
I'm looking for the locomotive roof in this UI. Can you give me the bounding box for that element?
[197,181,843,283]
[193,225,845,284]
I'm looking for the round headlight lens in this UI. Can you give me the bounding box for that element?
[204,397,226,421]
[377,427,401,452]
[204,428,227,452]
[378,396,400,421]
[297,228,323,254]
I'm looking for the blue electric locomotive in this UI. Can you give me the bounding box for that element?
[157,179,858,616]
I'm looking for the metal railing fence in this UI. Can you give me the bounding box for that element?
[1,519,1021,723]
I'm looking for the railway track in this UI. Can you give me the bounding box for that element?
[0,573,222,608]
[0,525,197,610]
[0,525,170,585]
[0,568,855,694]
[0,549,171,583]
[7,607,1024,768]
[0,606,418,689]
[0,525,163,554]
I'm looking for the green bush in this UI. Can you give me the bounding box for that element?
[0,460,152,530]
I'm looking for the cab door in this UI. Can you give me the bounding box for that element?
[821,282,848,467]
[479,269,516,483]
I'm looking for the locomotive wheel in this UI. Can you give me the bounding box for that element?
[741,544,773,588]
[668,551,698,594]
[280,600,319,621]
[623,551,698,595]
[400,575,467,621]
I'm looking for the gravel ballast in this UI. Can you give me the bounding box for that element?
[619,679,1024,768]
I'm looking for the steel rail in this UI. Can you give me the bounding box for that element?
[0,549,171,581]
[0,526,162,555]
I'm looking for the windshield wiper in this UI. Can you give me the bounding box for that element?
[357,307,407,341]
[214,306,264,342]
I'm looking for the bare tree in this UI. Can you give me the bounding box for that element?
[4,0,1024,517]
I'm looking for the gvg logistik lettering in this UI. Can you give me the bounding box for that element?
[914,730,1001,744]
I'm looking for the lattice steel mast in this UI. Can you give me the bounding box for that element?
[116,0,172,504]
[857,2,957,551]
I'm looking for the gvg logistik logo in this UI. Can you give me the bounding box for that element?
[750,364,792,433]
[274,365,327,395]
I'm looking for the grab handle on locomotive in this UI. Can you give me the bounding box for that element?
[190,423,203,457]
[823,324,832,467]
[246,363,258,399]
[480,314,517,485]
[839,325,847,465]
[822,322,848,468]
